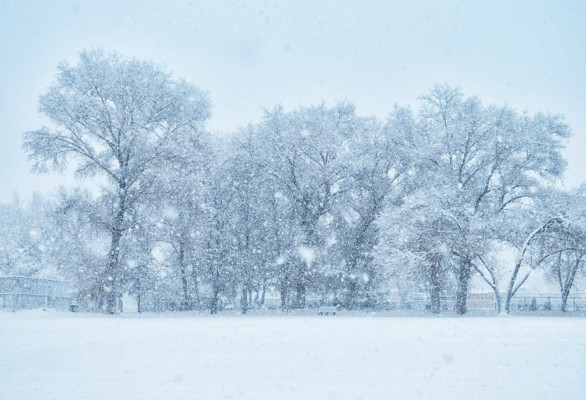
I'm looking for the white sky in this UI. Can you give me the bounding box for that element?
[1,0,585,203]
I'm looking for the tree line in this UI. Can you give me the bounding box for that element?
[2,50,585,314]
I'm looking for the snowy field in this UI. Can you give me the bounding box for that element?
[1,310,586,399]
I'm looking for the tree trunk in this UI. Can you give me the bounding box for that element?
[561,255,582,312]
[292,263,307,309]
[137,287,142,314]
[345,278,358,309]
[455,258,471,315]
[494,290,502,313]
[240,286,249,314]
[178,239,192,311]
[210,284,220,314]
[279,270,290,310]
[260,278,267,306]
[561,291,570,313]
[105,189,127,315]
[430,257,441,314]
[295,281,306,309]
[191,267,201,310]
[105,226,123,314]
[210,268,221,314]
[505,216,563,313]
[280,287,288,310]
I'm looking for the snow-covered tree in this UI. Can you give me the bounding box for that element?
[244,103,361,307]
[505,188,586,313]
[415,85,569,314]
[49,188,114,310]
[23,50,211,313]
[0,195,55,278]
[336,107,416,308]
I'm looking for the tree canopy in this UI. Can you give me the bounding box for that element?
[9,51,584,315]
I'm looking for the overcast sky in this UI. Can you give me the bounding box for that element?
[1,0,584,203]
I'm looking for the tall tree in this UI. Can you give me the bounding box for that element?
[416,85,569,314]
[23,50,211,313]
[248,103,361,307]
[506,189,586,313]
[338,108,416,308]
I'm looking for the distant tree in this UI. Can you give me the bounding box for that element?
[244,103,361,308]
[23,50,211,314]
[337,107,416,308]
[416,85,570,314]
[146,127,212,311]
[373,86,571,315]
[225,142,276,313]
[378,195,459,313]
[544,235,585,312]
[0,195,54,278]
[512,189,586,313]
[49,188,113,310]
[236,131,299,309]
[199,158,241,314]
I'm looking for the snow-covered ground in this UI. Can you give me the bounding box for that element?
[1,310,585,399]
